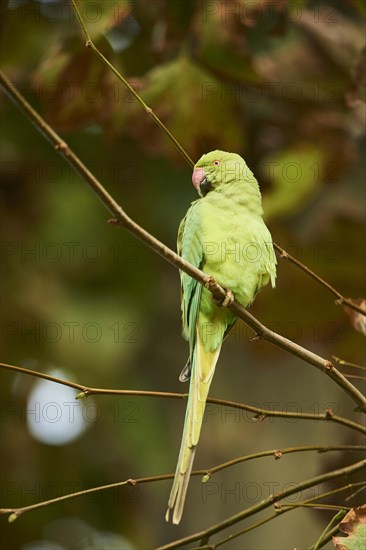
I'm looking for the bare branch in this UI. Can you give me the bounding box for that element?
[333,356,366,372]
[70,0,194,168]
[156,459,366,549]
[1,441,363,523]
[206,446,366,477]
[70,0,366,322]
[273,243,366,316]
[201,483,364,550]
[0,71,365,414]
[1,362,365,434]
[0,474,173,523]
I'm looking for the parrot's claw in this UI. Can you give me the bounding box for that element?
[221,290,234,307]
[204,277,234,308]
[214,289,234,308]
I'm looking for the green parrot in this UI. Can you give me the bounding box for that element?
[166,150,277,524]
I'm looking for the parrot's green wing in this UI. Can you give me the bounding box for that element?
[169,201,222,524]
[177,201,204,358]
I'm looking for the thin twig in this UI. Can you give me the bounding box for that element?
[155,459,366,549]
[310,510,348,550]
[69,0,366,321]
[206,446,366,477]
[1,362,365,434]
[0,444,363,523]
[299,481,366,506]
[333,356,366,372]
[273,243,366,316]
[311,525,345,550]
[277,503,349,511]
[0,474,173,523]
[1,73,365,413]
[204,512,281,550]
[70,0,194,168]
[208,482,364,549]
[344,484,366,502]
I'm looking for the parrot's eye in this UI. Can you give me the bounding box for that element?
[212,160,221,167]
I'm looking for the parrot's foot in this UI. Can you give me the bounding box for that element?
[204,276,234,308]
[214,289,234,308]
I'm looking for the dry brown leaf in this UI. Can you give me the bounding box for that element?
[333,506,366,550]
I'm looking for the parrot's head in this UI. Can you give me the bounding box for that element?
[192,150,255,198]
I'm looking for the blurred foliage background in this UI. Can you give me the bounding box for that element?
[1,0,365,548]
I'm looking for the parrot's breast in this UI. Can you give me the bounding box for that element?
[198,190,276,309]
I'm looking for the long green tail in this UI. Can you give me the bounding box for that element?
[166,330,221,524]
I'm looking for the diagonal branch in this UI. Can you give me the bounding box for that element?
[156,459,366,550]
[333,356,366,372]
[310,516,348,550]
[1,444,363,523]
[1,362,365,434]
[0,69,365,413]
[204,480,365,550]
[273,243,366,316]
[70,0,365,320]
[70,0,194,168]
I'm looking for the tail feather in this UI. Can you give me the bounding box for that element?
[166,330,221,524]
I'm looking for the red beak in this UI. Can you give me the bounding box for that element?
[192,167,205,189]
